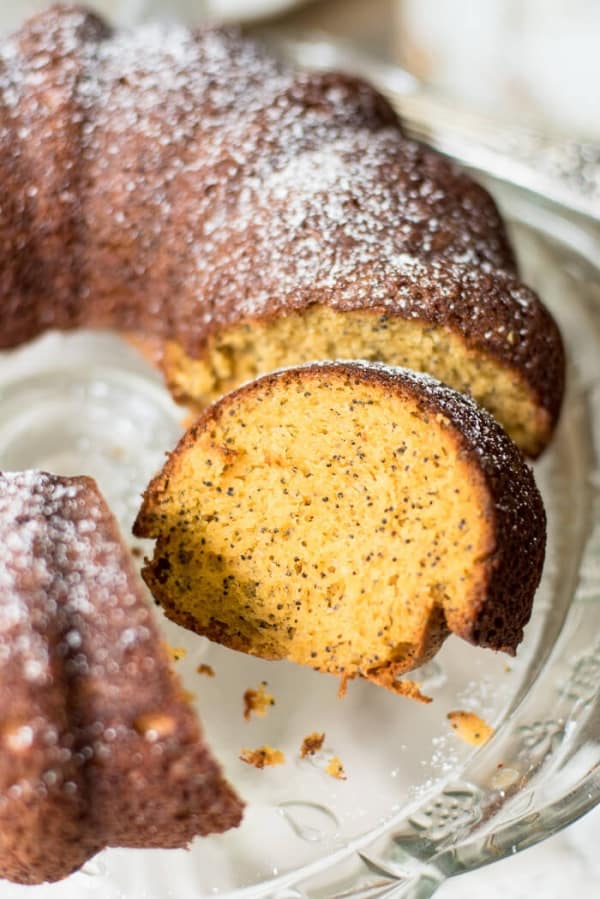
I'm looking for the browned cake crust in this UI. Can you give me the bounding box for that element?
[0,471,243,885]
[0,6,563,454]
[134,362,546,681]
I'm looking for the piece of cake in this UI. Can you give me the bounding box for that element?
[0,471,243,885]
[134,362,546,694]
[0,6,564,456]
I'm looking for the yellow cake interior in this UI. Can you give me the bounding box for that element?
[139,369,497,689]
[162,306,548,456]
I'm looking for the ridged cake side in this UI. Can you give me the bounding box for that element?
[0,471,242,885]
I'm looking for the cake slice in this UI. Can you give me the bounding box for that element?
[135,362,546,695]
[0,471,243,885]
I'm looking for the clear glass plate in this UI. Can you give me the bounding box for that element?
[0,187,598,899]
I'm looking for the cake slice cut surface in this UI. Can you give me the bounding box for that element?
[135,362,546,694]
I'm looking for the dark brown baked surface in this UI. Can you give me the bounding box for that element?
[0,6,554,882]
[0,6,563,455]
[134,361,546,692]
[0,471,243,885]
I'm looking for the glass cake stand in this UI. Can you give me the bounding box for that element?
[0,183,598,898]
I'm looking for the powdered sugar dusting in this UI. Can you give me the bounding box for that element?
[0,470,151,833]
[1,8,515,327]
[0,7,561,429]
[0,470,156,799]
[0,469,243,877]
[0,471,151,684]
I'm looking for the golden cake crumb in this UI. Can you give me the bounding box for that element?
[300,732,325,758]
[447,710,494,745]
[239,746,285,768]
[337,675,350,698]
[243,682,275,720]
[364,667,432,703]
[197,663,215,677]
[166,644,187,662]
[325,756,347,780]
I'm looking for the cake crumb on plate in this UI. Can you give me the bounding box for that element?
[243,682,275,720]
[447,710,494,745]
[325,756,347,780]
[300,732,325,758]
[166,644,187,662]
[239,746,285,768]
[197,663,215,677]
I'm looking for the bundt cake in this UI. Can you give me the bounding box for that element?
[134,361,546,695]
[0,471,243,886]
[0,5,564,457]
